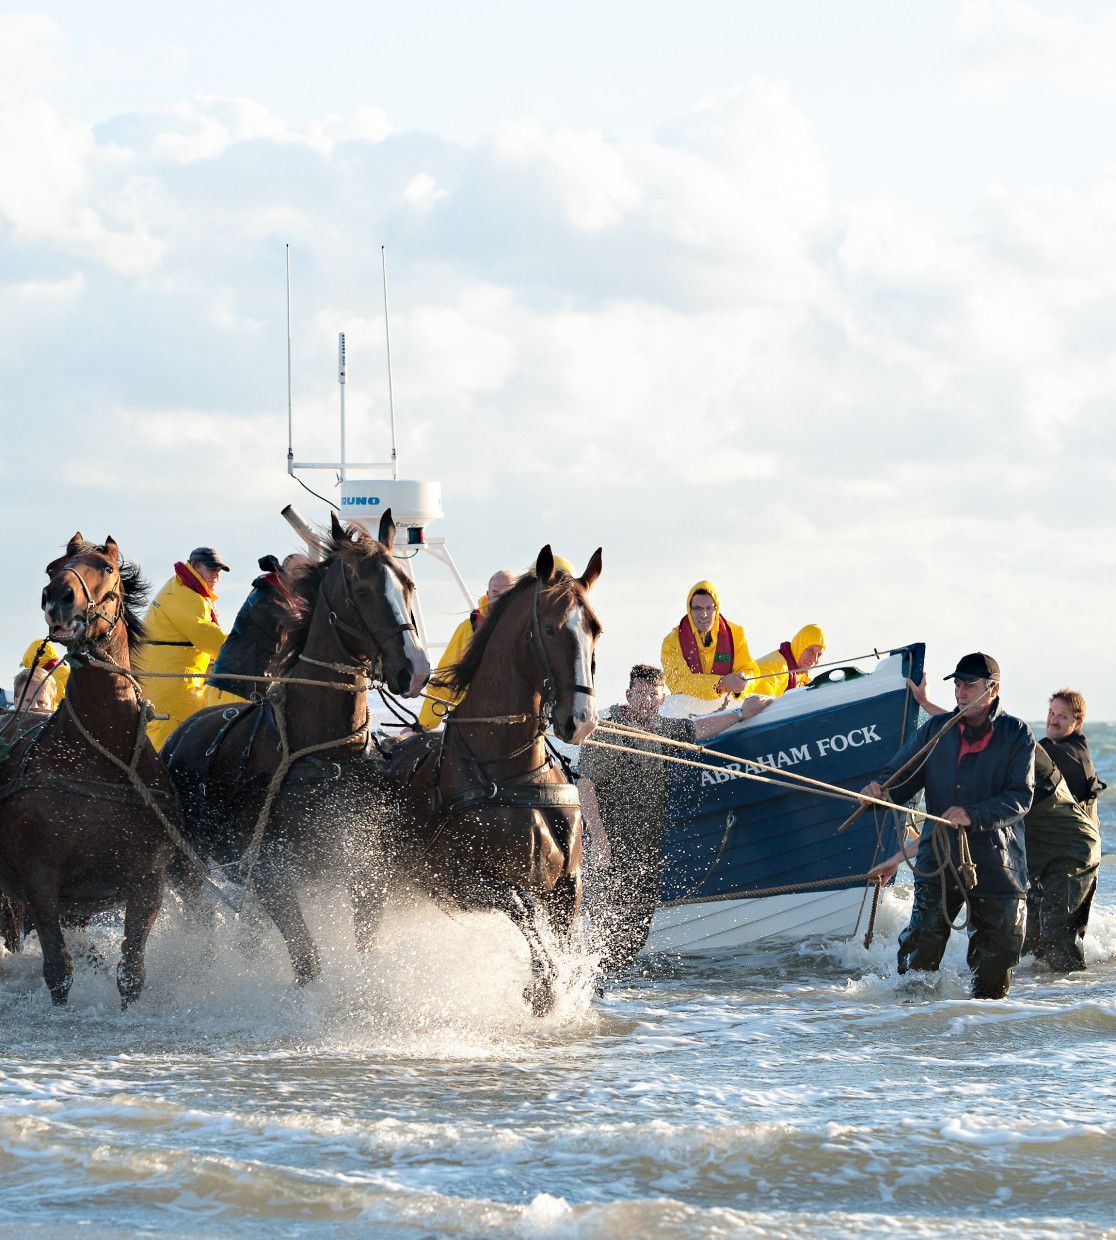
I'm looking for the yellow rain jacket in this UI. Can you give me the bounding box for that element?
[756,624,827,696]
[137,562,227,750]
[660,581,764,700]
[20,639,69,699]
[418,595,489,730]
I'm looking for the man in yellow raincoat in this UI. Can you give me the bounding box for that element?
[660,581,769,700]
[137,547,229,750]
[755,624,827,697]
[19,639,69,700]
[418,569,517,729]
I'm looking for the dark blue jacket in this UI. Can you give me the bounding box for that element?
[878,702,1036,896]
[208,573,290,699]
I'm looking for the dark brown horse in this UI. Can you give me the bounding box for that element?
[378,545,602,1015]
[0,535,175,1006]
[161,511,430,985]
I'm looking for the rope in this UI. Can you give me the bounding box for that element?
[60,694,240,911]
[236,683,368,881]
[580,733,954,828]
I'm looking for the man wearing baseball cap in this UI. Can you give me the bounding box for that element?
[860,653,1036,999]
[136,546,230,749]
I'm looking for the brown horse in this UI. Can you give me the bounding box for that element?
[161,511,430,985]
[378,545,602,1015]
[0,535,175,1006]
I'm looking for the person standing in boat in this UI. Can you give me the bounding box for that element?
[755,624,827,696]
[578,663,770,972]
[860,652,1035,1000]
[417,568,518,730]
[660,581,771,701]
[137,547,229,750]
[205,553,306,704]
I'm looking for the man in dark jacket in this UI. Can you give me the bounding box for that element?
[1043,689,1106,825]
[861,652,1035,999]
[207,554,304,701]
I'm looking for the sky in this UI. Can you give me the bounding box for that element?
[2,0,1114,718]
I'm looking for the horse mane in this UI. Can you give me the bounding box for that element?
[438,570,594,696]
[271,521,386,674]
[68,541,151,647]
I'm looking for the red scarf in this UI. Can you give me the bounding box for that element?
[174,562,220,626]
[678,615,734,676]
[778,640,800,690]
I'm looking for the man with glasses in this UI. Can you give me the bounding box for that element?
[860,653,1035,999]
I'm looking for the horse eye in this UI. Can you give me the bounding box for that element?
[354,587,371,601]
[102,565,114,574]
[544,624,557,637]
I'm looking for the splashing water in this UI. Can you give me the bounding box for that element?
[2,727,1115,1237]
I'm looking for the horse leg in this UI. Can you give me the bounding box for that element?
[445,862,559,1016]
[118,870,165,1009]
[23,869,72,1005]
[0,897,25,954]
[251,852,321,986]
[348,855,387,954]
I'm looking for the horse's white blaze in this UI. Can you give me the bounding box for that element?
[564,604,598,740]
[383,568,430,695]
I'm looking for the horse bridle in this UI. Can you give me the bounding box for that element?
[48,558,124,649]
[522,576,595,730]
[319,556,417,670]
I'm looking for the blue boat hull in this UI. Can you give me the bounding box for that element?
[649,645,924,953]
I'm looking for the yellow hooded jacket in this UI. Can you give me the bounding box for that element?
[137,562,227,750]
[756,624,827,696]
[417,595,489,730]
[20,639,70,699]
[660,581,764,700]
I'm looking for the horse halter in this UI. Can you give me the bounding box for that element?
[48,558,123,649]
[523,577,595,731]
[320,556,416,669]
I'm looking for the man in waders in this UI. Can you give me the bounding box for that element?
[860,653,1035,999]
[578,664,770,972]
[1043,689,1106,826]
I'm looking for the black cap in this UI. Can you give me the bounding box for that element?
[944,652,1000,683]
[258,554,281,574]
[189,546,230,572]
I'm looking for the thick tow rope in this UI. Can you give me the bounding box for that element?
[585,723,955,828]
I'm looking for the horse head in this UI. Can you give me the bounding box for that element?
[528,545,603,744]
[42,533,127,651]
[318,510,431,697]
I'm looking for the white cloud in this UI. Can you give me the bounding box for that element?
[959,0,1116,98]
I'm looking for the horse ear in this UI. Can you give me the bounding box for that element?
[67,532,84,554]
[377,507,396,549]
[578,547,603,591]
[330,511,345,542]
[104,536,121,565]
[535,545,554,582]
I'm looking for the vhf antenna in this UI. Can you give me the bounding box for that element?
[382,245,399,479]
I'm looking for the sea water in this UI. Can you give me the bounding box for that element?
[1,728,1114,1238]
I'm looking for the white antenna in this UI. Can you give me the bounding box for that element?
[338,331,347,482]
[286,243,293,470]
[382,245,399,479]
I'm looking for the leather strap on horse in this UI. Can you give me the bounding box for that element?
[59,694,241,911]
[236,682,369,881]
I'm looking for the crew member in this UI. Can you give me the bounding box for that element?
[417,569,517,730]
[756,624,826,696]
[19,639,69,699]
[660,581,768,701]
[861,653,1035,1000]
[1043,689,1106,825]
[11,666,58,713]
[1021,737,1101,973]
[137,547,229,750]
[206,553,305,703]
[578,663,770,971]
